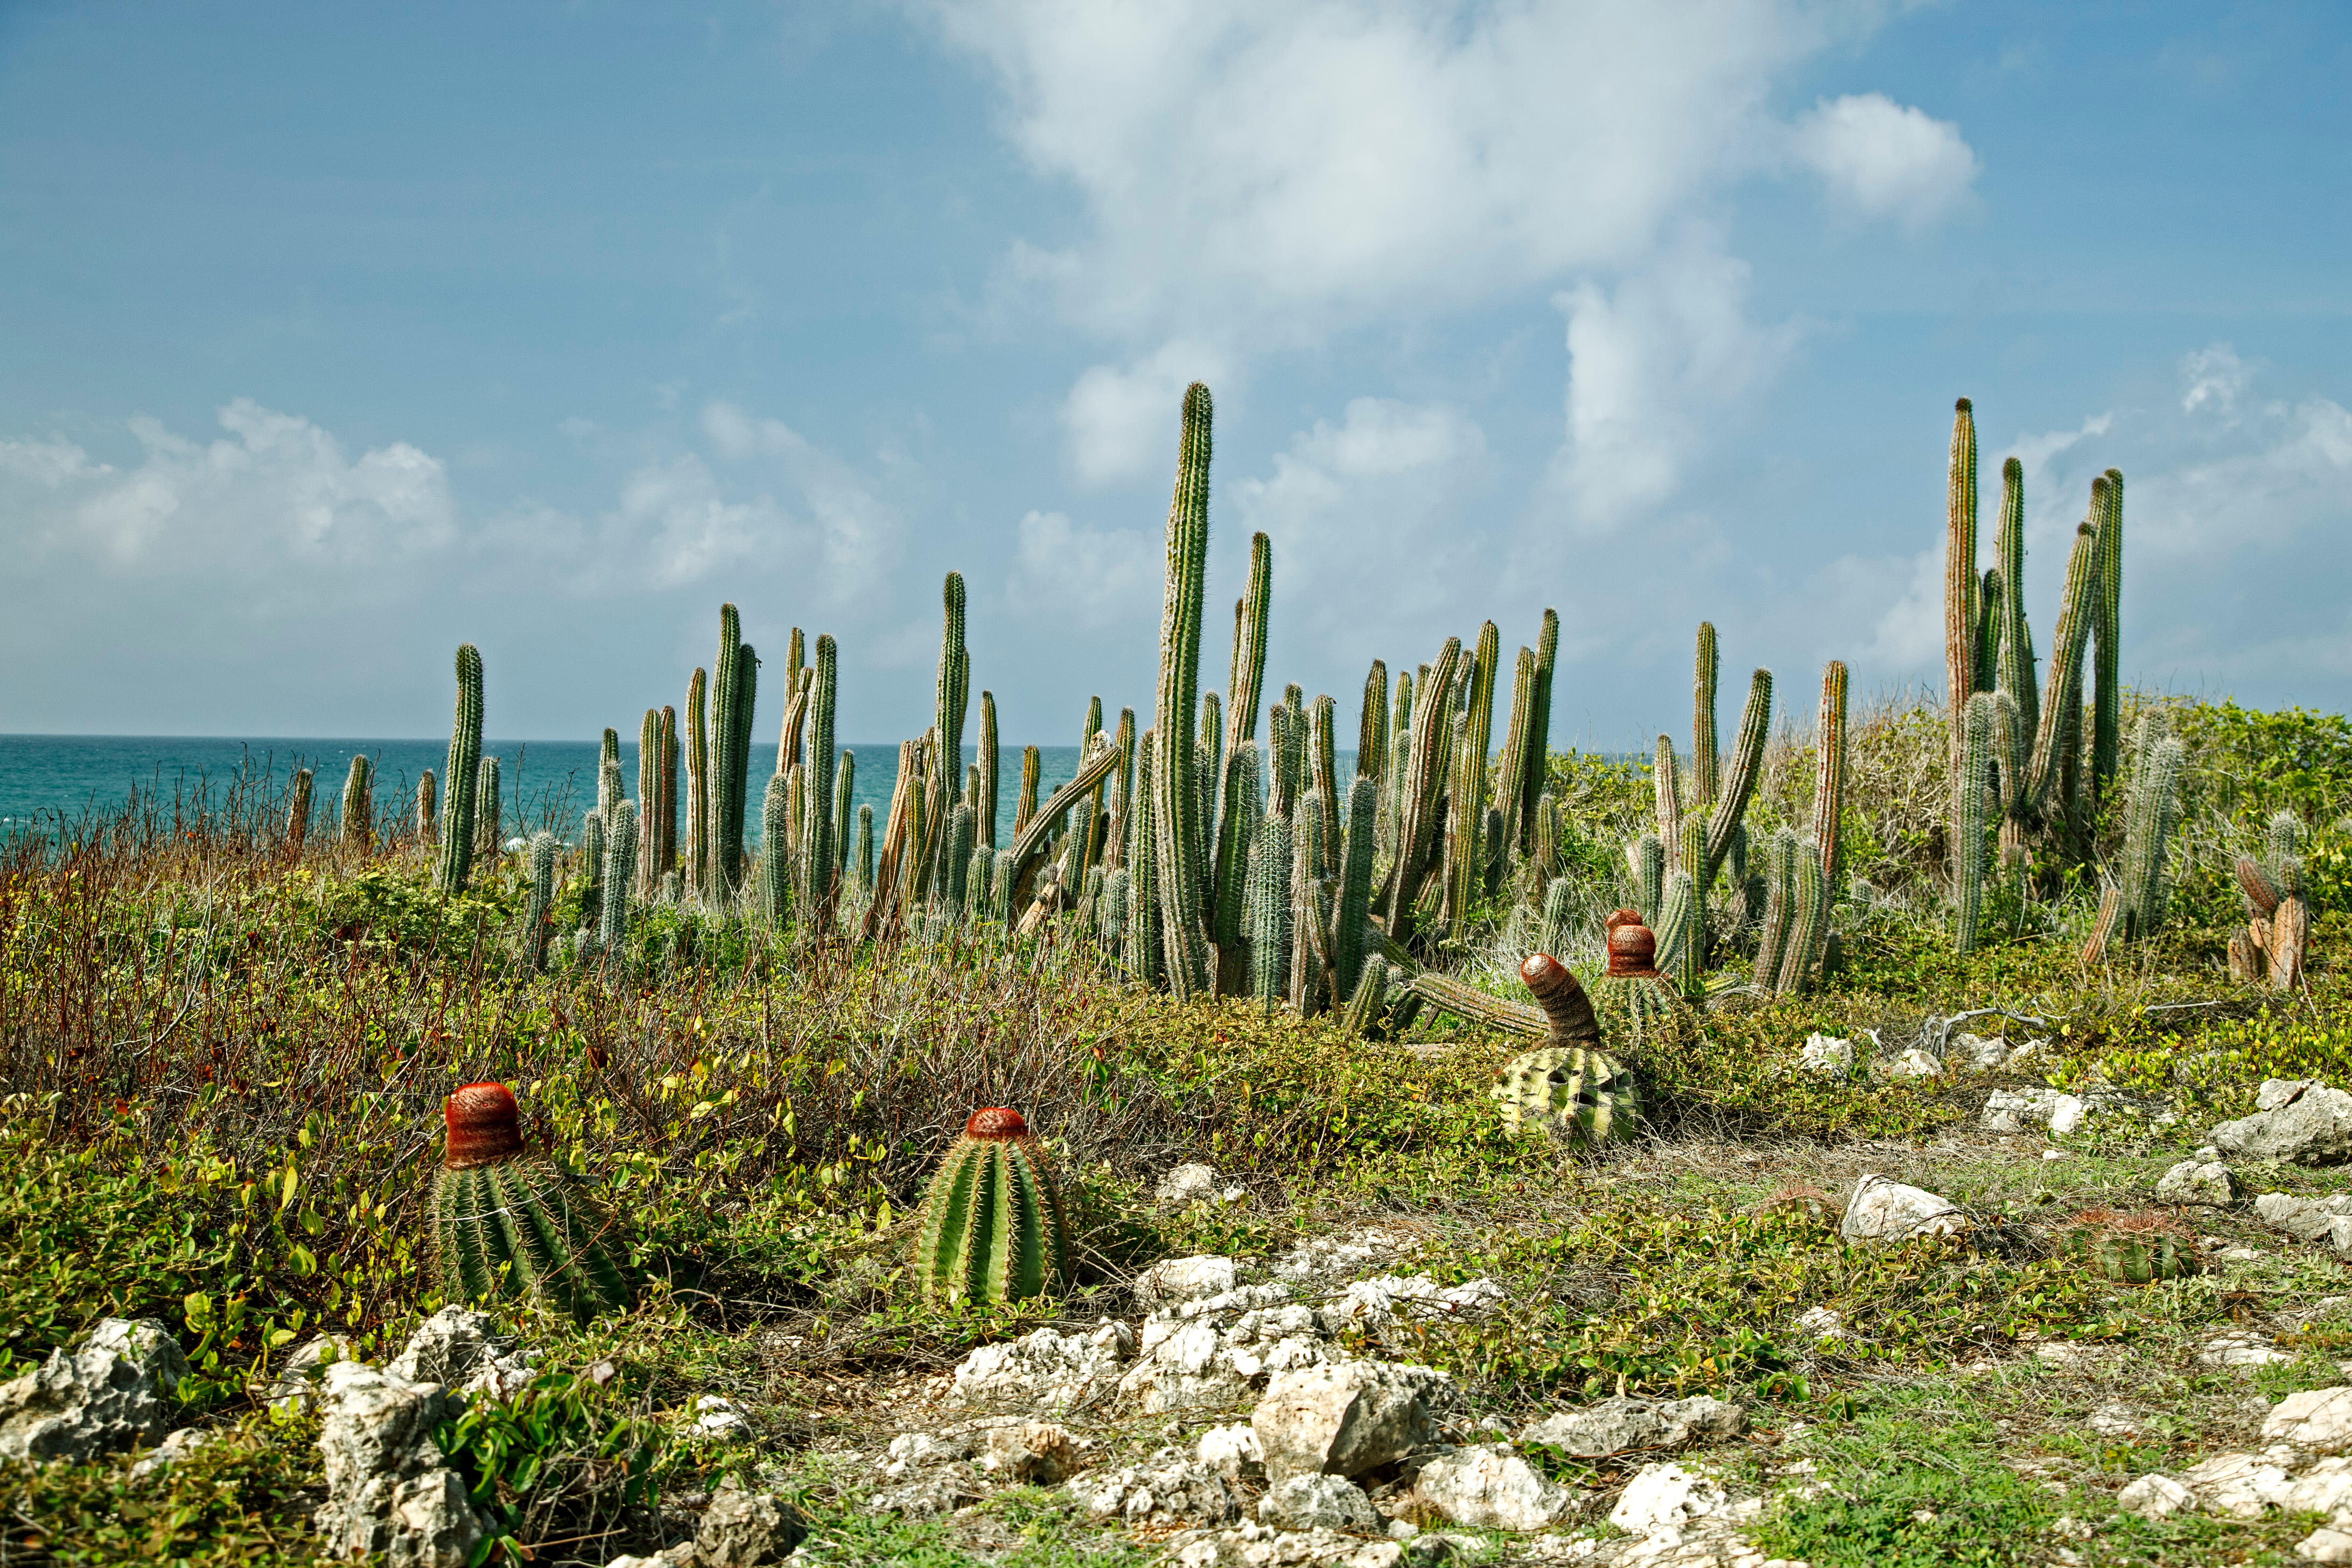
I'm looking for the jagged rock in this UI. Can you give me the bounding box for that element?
[1981,1089,2064,1135]
[1798,1034,1852,1080]
[2117,1473,2195,1518]
[2212,1081,2352,1166]
[1199,1422,1266,1481]
[1949,1032,2010,1072]
[869,1465,984,1517]
[2158,1160,2242,1206]
[1159,1164,1226,1204]
[881,1430,975,1476]
[0,1317,187,1464]
[695,1475,806,1567]
[2200,1331,2294,1368]
[1252,1360,1451,1481]
[948,1319,1136,1413]
[1518,1395,1745,1457]
[2258,1193,2352,1252]
[1138,1256,1241,1308]
[2283,1457,2352,1518]
[1885,1048,1941,1079]
[1171,1519,1408,1567]
[1838,1175,1962,1244]
[262,1333,356,1413]
[1066,1447,1240,1527]
[1607,1460,1736,1534]
[314,1359,485,1568]
[2268,1389,2352,1453]
[1121,1287,1332,1414]
[387,1306,534,1399]
[981,1420,1077,1485]
[1331,1276,1505,1333]
[2300,1527,2352,1564]
[2180,1451,2297,1516]
[1260,1472,1383,1534]
[1408,1444,1574,1531]
[1272,1229,1416,1285]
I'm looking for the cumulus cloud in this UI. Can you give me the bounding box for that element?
[1788,93,1980,229]
[1003,509,1160,629]
[1061,340,1232,486]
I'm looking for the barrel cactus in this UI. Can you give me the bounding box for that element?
[431,1082,635,1324]
[1585,912,1697,1060]
[1490,1045,1639,1148]
[2062,1209,2197,1284]
[911,1108,1072,1306]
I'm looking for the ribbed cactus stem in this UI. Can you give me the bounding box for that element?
[806,634,838,911]
[1776,843,1826,995]
[416,769,438,843]
[1359,660,1389,784]
[1975,567,2003,702]
[1383,636,1461,942]
[1956,691,1997,955]
[1267,704,1299,820]
[1443,709,1480,934]
[1466,619,1500,827]
[832,747,855,882]
[1945,397,1979,773]
[1753,828,1798,987]
[2120,717,2186,942]
[1538,876,1573,962]
[519,831,556,971]
[1210,744,1262,956]
[1013,746,1040,839]
[911,1108,1070,1305]
[1290,786,1329,1016]
[1125,731,1164,984]
[761,775,791,924]
[1702,669,1771,887]
[474,755,501,868]
[286,768,313,856]
[977,691,1000,849]
[340,754,373,847]
[1812,661,1849,903]
[1691,622,1719,806]
[684,667,710,902]
[1994,458,2040,750]
[1151,383,1215,998]
[1387,669,1413,846]
[855,803,874,899]
[1230,531,1272,744]
[2024,494,2105,816]
[1308,694,1339,876]
[1495,644,1536,847]
[1248,808,1293,1013]
[578,807,605,940]
[1199,690,1223,891]
[1517,610,1558,854]
[1630,832,1666,925]
[1339,956,1389,1039]
[1652,869,1698,997]
[943,802,974,918]
[1332,775,1377,1004]
[936,573,968,802]
[2092,469,2124,806]
[637,709,662,894]
[600,800,638,953]
[1653,734,1681,854]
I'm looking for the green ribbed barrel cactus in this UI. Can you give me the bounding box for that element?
[432,1082,635,1324]
[1585,913,1697,1061]
[2062,1209,2197,1284]
[911,1108,1072,1305]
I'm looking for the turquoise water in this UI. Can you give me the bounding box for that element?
[0,734,1091,845]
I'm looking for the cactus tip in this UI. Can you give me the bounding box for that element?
[1955,397,1971,414]
[1606,920,1660,977]
[445,1081,522,1167]
[965,1107,1029,1139]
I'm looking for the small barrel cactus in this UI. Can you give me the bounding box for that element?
[2062,1208,2199,1284]
[1586,912,1698,1060]
[1490,1045,1639,1147]
[431,1082,635,1324]
[912,1108,1071,1305]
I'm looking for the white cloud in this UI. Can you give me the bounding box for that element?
[2181,341,2252,417]
[1788,93,1980,229]
[1004,509,1160,629]
[696,400,905,599]
[1550,229,1798,526]
[1061,340,1232,486]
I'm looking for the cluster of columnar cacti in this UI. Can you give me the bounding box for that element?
[909,1107,1070,1305]
[431,1082,636,1323]
[1942,398,2130,950]
[2230,810,2312,988]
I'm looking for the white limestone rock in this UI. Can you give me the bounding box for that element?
[1838,1175,1963,1244]
[2268,1388,2352,1454]
[1251,1360,1452,1481]
[948,1319,1136,1413]
[1409,1444,1576,1531]
[2213,1081,2352,1167]
[1065,1447,1240,1527]
[1519,1395,1745,1457]
[1138,1256,1242,1309]
[1798,1034,1853,1080]
[1259,1472,1384,1534]
[0,1317,187,1464]
[2157,1160,2242,1206]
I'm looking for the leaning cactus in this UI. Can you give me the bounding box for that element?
[2118,715,2186,943]
[432,1082,635,1324]
[286,768,313,856]
[1338,956,1390,1039]
[435,644,485,894]
[340,754,373,847]
[911,1107,1071,1305]
[1151,383,1215,998]
[2062,1209,2197,1284]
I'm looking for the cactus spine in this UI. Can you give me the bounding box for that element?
[911,1108,1070,1305]
[1382,636,1461,944]
[2118,715,2186,943]
[579,807,605,939]
[1691,622,1720,806]
[1945,398,1979,775]
[1014,747,1040,839]
[761,775,791,924]
[1248,808,1293,1013]
[1776,838,1826,995]
[432,1082,634,1324]
[340,754,373,846]
[1290,787,1330,1015]
[520,831,556,971]
[600,800,637,953]
[286,768,313,856]
[1359,660,1389,787]
[433,645,484,893]
[1517,608,1559,853]
[1152,383,1214,997]
[2063,1209,2195,1285]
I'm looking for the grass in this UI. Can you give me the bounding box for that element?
[1,690,2349,1563]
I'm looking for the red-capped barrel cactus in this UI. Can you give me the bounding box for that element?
[1586,912,1697,1060]
[1492,953,1640,1147]
[912,1108,1072,1305]
[431,1083,635,1324]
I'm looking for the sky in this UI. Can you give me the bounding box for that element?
[1,0,2347,748]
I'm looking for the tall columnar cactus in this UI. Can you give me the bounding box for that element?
[936,572,969,821]
[1014,747,1040,839]
[1628,832,1666,924]
[803,634,838,913]
[519,831,556,972]
[1495,644,1537,853]
[579,807,606,939]
[433,645,485,893]
[600,800,638,954]
[684,667,710,900]
[1248,808,1293,1013]
[1776,839,1827,996]
[1385,670,1413,845]
[827,749,855,907]
[1945,397,1979,773]
[341,754,373,847]
[1517,608,1560,854]
[1955,691,1998,955]
[1812,662,1849,906]
[1106,706,1137,873]
[474,755,501,868]
[1290,787,1332,1016]
[977,691,1000,849]
[761,775,792,924]
[1691,622,1720,806]
[432,1083,634,1324]
[1652,735,1681,855]
[709,606,759,897]
[1359,660,1389,786]
[1210,746,1263,975]
[1992,460,2039,781]
[1125,732,1164,985]
[1652,869,1699,998]
[855,803,875,900]
[416,770,438,843]
[2119,716,2186,943]
[2021,498,2105,822]
[1331,775,1377,1004]
[1307,695,1340,876]
[286,768,313,856]
[911,1108,1071,1305]
[943,803,975,919]
[1229,531,1272,747]
[1151,383,1215,997]
[2092,469,2125,807]
[1754,829,1798,988]
[1442,709,1481,935]
[1382,636,1462,944]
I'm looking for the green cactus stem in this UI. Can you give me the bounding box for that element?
[600,800,638,953]
[1359,660,1389,786]
[432,1082,635,1324]
[1538,877,1574,962]
[1210,745,1262,974]
[1753,829,1798,988]
[761,775,791,925]
[936,573,969,823]
[2119,716,2186,943]
[1629,832,1665,925]
[1248,808,1293,1013]
[684,666,710,901]
[1652,734,1681,856]
[978,691,1000,849]
[1495,643,1537,854]
[1290,787,1330,1015]
[1516,608,1559,855]
[1339,956,1390,1039]
[911,1107,1072,1306]
[1125,732,1164,985]
[1230,531,1272,747]
[433,645,485,893]
[1956,691,1998,956]
[1945,397,1979,774]
[2021,494,2105,818]
[1691,622,1720,806]
[579,807,606,939]
[474,755,501,869]
[1653,869,1699,998]
[1775,839,1826,996]
[1152,382,1215,998]
[1331,775,1377,1005]
[416,770,438,844]
[1014,747,1041,840]
[943,803,975,918]
[519,832,556,972]
[804,634,839,914]
[340,754,373,847]
[1442,709,1481,936]
[1703,669,1772,889]
[1812,661,1849,911]
[286,768,313,856]
[855,803,875,900]
[1307,695,1339,878]
[2092,469,2124,809]
[2062,1209,2196,1284]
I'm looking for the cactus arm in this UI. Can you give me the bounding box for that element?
[1359,659,1390,785]
[1700,668,1772,886]
[2092,469,2124,805]
[434,646,484,892]
[1516,610,1559,855]
[1001,738,1122,922]
[1331,775,1378,1003]
[1945,397,1979,771]
[1691,622,1719,806]
[2024,495,2106,815]
[1404,969,1546,1038]
[1776,842,1827,994]
[1381,636,1462,940]
[1811,662,1849,904]
[1230,531,1272,744]
[1125,732,1164,983]
[1753,829,1797,987]
[1653,735,1681,853]
[684,667,710,901]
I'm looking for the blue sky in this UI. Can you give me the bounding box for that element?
[2,1,2347,746]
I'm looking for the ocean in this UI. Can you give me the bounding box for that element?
[0,734,1096,846]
